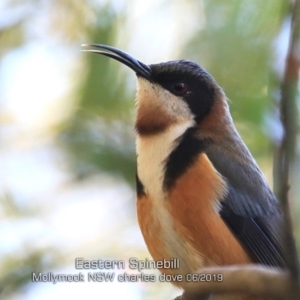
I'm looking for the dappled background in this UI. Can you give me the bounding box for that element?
[1,1,299,299]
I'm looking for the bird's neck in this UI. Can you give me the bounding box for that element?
[198,95,257,166]
[136,121,194,198]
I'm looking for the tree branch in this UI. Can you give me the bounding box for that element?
[180,265,291,300]
[277,0,300,297]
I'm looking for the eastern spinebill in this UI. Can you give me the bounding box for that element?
[82,44,287,299]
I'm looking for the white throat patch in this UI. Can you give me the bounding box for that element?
[136,121,194,200]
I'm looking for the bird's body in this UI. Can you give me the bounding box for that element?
[82,44,287,299]
[136,91,253,278]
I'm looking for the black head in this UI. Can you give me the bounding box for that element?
[82,44,222,124]
[149,60,221,122]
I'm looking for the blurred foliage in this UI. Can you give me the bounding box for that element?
[0,246,60,298]
[60,9,136,183]
[0,0,299,299]
[185,0,289,158]
[0,193,61,298]
[0,192,37,218]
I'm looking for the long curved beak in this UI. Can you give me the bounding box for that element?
[81,44,151,79]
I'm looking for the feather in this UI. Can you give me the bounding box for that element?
[206,146,287,268]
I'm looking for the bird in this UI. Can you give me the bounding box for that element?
[82,44,287,299]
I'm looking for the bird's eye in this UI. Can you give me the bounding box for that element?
[172,82,188,95]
